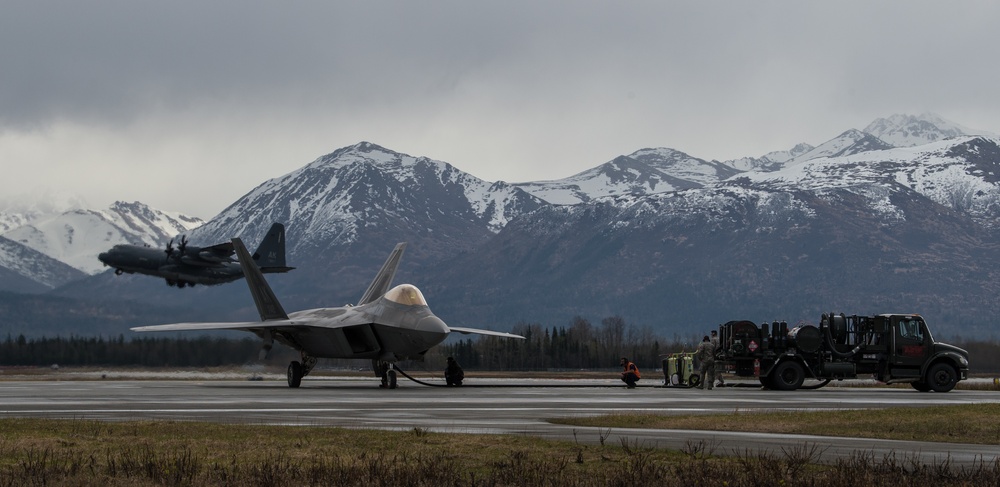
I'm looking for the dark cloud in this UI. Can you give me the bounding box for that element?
[1,1,998,217]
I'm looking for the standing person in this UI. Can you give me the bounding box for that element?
[444,356,464,386]
[710,330,725,387]
[620,357,640,389]
[695,336,716,390]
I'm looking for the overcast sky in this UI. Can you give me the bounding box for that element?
[1,2,998,219]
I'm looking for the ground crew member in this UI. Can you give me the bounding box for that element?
[444,356,464,386]
[710,329,724,387]
[695,336,716,390]
[620,357,640,389]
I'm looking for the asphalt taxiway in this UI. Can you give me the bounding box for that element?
[1,375,998,466]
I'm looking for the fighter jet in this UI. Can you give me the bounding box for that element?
[132,239,523,388]
[98,223,293,287]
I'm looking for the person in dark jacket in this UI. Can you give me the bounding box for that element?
[445,356,465,386]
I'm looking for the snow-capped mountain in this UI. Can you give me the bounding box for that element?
[514,148,739,205]
[784,129,895,165]
[10,113,1000,338]
[191,142,544,257]
[2,201,203,275]
[726,143,814,173]
[864,113,995,148]
[740,136,1000,230]
[0,235,85,292]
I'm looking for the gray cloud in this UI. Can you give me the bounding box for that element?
[2,1,999,217]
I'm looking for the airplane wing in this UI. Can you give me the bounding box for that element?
[131,321,281,332]
[449,326,525,339]
[199,242,236,261]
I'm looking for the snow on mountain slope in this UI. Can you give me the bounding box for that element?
[786,129,894,165]
[726,143,814,172]
[741,136,1000,228]
[514,148,734,205]
[2,201,203,275]
[0,235,85,290]
[864,113,995,148]
[193,142,544,253]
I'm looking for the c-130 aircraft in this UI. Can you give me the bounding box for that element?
[98,223,294,288]
[132,239,523,388]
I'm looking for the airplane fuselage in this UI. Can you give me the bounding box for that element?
[268,286,450,361]
[98,244,244,286]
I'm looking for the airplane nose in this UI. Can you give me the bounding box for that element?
[98,252,108,264]
[417,315,449,334]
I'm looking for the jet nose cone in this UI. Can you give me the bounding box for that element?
[417,315,449,334]
[97,252,109,264]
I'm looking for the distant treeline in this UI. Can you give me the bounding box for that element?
[438,316,692,371]
[0,334,263,367]
[3,317,999,374]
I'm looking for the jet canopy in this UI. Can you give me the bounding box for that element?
[384,284,427,306]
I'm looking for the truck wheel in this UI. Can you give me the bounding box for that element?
[771,361,805,391]
[926,363,958,393]
[910,381,931,392]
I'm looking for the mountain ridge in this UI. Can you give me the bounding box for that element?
[4,113,998,339]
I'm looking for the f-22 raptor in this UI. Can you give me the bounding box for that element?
[132,240,523,388]
[98,223,293,287]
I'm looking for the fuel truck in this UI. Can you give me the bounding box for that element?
[715,313,969,392]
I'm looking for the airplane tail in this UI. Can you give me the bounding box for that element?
[233,237,289,321]
[357,243,406,306]
[253,223,295,273]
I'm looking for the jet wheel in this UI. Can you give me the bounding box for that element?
[387,370,398,389]
[287,361,304,388]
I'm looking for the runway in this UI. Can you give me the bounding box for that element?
[1,374,998,466]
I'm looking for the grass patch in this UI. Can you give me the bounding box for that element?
[553,403,1000,445]
[0,418,997,486]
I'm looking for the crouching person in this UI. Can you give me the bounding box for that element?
[445,356,464,386]
[620,357,640,389]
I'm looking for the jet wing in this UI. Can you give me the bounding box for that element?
[449,326,525,339]
[131,317,361,333]
[131,321,294,332]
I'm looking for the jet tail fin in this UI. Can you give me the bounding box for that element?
[253,223,295,273]
[357,242,406,306]
[233,237,289,321]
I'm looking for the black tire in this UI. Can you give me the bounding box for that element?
[388,370,398,389]
[287,361,303,388]
[688,374,701,388]
[771,361,805,391]
[911,381,932,392]
[759,376,773,389]
[926,363,958,393]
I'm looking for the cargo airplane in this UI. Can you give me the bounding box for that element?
[132,239,523,388]
[98,223,293,287]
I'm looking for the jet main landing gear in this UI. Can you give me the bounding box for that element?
[373,360,398,389]
[286,354,317,388]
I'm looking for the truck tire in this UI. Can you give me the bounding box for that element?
[926,363,958,393]
[910,381,932,392]
[771,361,805,391]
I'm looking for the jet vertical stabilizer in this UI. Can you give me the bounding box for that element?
[253,223,294,272]
[357,242,406,305]
[232,237,289,321]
